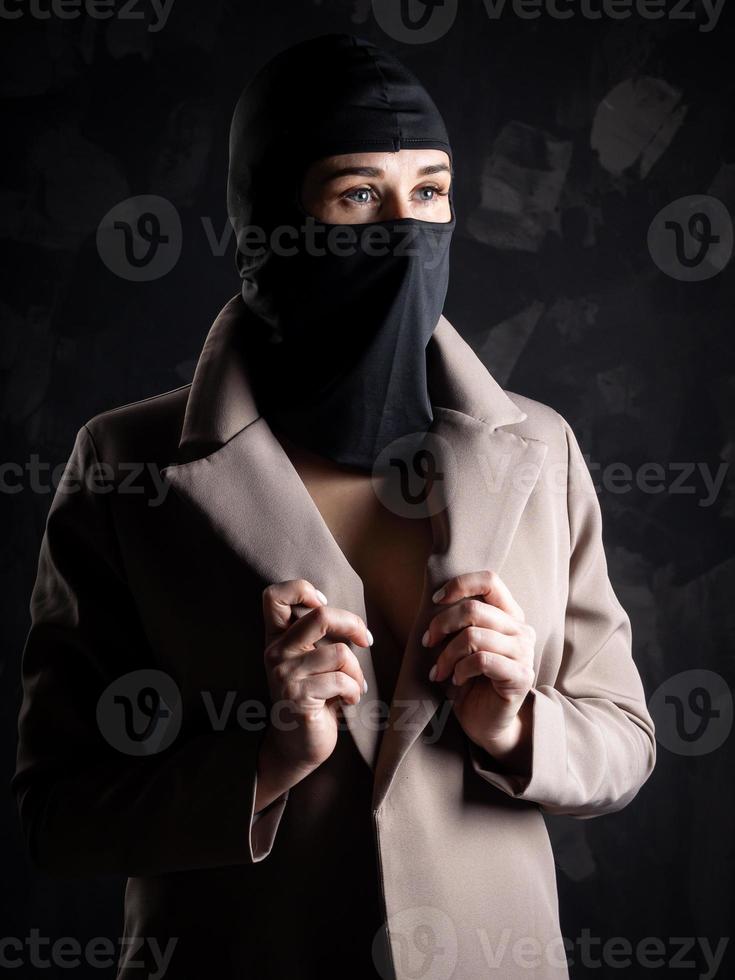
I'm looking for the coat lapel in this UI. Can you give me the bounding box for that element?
[161,296,548,792]
[162,416,381,770]
[371,407,548,807]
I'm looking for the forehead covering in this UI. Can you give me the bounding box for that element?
[227,33,452,243]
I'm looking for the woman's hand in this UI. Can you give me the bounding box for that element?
[424,570,535,771]
[255,579,372,811]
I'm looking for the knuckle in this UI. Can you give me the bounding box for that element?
[465,625,482,650]
[282,679,299,702]
[460,598,477,621]
[335,641,352,663]
[470,598,486,619]
[311,604,329,629]
[336,674,355,699]
[517,645,534,668]
[263,643,281,668]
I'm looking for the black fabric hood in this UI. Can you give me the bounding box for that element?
[226,32,452,320]
[225,34,455,471]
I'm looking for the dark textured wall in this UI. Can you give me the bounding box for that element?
[2,1,734,977]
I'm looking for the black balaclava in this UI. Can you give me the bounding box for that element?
[226,33,455,471]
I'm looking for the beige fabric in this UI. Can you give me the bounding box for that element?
[14,296,656,980]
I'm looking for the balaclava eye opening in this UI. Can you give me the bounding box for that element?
[226,33,455,470]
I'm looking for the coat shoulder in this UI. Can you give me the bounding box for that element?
[502,390,571,456]
[83,385,191,467]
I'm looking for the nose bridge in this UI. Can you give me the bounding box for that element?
[383,184,412,220]
[393,198,413,220]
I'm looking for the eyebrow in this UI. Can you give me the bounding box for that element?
[320,162,453,183]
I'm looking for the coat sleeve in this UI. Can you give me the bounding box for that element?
[470,416,657,817]
[12,424,287,877]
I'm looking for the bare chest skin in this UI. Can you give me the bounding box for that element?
[275,429,434,655]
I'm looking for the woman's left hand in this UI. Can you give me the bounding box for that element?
[424,569,536,765]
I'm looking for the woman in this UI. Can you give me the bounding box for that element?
[14,34,656,980]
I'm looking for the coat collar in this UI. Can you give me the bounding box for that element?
[178,295,527,456]
[164,295,546,808]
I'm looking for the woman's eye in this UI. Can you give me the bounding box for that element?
[416,185,446,203]
[344,187,375,205]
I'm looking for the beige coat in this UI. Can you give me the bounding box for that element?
[14,296,656,980]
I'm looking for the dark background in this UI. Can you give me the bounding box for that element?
[2,1,734,977]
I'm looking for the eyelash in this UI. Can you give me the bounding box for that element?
[342,185,449,206]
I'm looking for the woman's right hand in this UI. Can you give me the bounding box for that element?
[255,579,372,809]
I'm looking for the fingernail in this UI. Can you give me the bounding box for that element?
[451,672,458,686]
[432,586,446,603]
[429,664,437,682]
[315,590,328,604]
[366,629,374,646]
[363,679,369,694]
[421,629,430,647]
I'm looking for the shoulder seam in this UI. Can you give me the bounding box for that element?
[87,383,191,425]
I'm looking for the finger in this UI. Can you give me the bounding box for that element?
[434,570,525,622]
[281,604,372,655]
[452,650,534,692]
[423,597,521,649]
[263,579,327,639]
[293,642,367,693]
[298,670,363,706]
[291,602,322,622]
[431,627,517,683]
